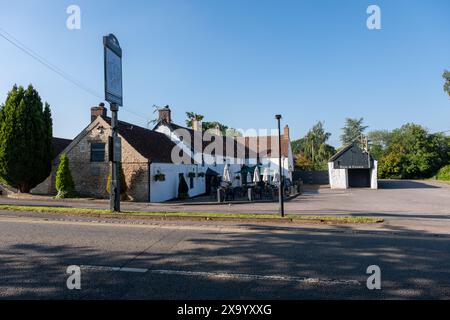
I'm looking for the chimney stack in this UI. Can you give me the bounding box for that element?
[91,103,107,122]
[213,124,222,136]
[192,118,202,131]
[158,105,172,123]
[283,125,290,141]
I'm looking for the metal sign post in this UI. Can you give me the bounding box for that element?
[103,34,123,212]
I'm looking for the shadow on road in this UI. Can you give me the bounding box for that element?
[379,180,441,189]
[1,223,450,299]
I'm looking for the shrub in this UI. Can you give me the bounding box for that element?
[178,175,189,200]
[436,165,450,181]
[55,154,75,198]
[154,171,166,182]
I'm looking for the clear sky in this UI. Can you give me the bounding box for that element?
[1,0,449,146]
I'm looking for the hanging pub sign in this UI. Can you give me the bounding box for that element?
[103,34,123,106]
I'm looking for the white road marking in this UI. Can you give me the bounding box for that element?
[79,265,360,285]
[80,265,147,273]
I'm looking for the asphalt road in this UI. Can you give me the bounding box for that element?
[1,214,449,299]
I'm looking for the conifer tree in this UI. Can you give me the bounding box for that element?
[0,84,53,192]
[55,154,75,198]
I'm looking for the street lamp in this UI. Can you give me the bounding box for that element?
[275,114,285,217]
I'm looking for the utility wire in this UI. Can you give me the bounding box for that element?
[0,27,150,121]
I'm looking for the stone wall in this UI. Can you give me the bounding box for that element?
[32,119,149,202]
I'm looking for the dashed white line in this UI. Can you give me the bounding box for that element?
[79,265,360,285]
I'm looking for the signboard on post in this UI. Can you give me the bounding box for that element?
[103,33,122,212]
[104,34,123,106]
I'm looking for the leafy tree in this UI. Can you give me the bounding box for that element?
[371,124,450,179]
[185,112,204,128]
[178,175,189,200]
[368,130,392,160]
[291,121,335,170]
[295,154,314,171]
[55,154,75,198]
[340,118,368,146]
[185,112,242,136]
[443,70,450,98]
[106,163,128,198]
[378,144,406,178]
[0,84,53,192]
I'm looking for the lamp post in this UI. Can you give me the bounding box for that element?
[275,114,285,217]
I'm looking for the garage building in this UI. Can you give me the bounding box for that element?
[328,143,378,189]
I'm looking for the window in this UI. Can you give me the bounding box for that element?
[91,143,105,162]
[190,176,194,189]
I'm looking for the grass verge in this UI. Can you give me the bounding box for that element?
[0,204,384,224]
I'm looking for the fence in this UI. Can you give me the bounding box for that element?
[293,170,329,185]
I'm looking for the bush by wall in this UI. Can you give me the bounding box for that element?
[436,165,450,181]
[55,154,75,199]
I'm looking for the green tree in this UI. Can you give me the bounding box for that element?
[185,112,204,128]
[185,112,242,136]
[443,70,450,97]
[0,84,52,192]
[295,154,314,171]
[42,103,53,181]
[340,118,368,146]
[368,130,392,160]
[291,121,336,170]
[55,154,75,198]
[372,124,450,179]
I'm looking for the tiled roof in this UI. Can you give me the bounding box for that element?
[167,123,250,158]
[244,135,290,158]
[103,117,182,163]
[52,137,72,158]
[162,122,290,159]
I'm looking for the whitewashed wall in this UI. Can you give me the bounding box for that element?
[328,162,348,189]
[149,163,206,203]
[371,161,378,189]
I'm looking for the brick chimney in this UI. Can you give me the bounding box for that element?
[283,125,290,141]
[192,118,202,131]
[91,103,107,122]
[213,124,222,136]
[158,105,172,123]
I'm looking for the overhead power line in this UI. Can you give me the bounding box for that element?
[0,27,149,121]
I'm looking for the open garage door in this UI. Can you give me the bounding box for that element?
[348,169,370,188]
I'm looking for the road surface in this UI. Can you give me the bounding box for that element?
[1,213,449,299]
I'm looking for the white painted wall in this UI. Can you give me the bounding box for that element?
[371,160,378,189]
[149,163,206,203]
[328,162,348,189]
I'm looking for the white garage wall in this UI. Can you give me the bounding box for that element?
[371,161,378,189]
[328,162,348,189]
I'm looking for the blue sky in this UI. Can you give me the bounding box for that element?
[0,0,449,146]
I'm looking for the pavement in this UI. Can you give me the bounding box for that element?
[0,179,450,299]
